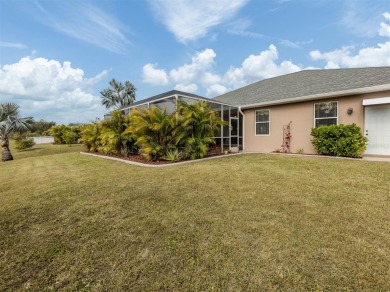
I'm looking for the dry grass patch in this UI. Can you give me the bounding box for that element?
[1,146,390,290]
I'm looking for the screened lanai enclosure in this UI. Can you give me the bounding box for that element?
[108,90,243,152]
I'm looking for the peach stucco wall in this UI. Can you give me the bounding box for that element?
[243,90,390,154]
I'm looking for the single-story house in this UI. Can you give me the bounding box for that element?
[213,67,390,157]
[118,67,390,157]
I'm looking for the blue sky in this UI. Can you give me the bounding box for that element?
[0,0,389,124]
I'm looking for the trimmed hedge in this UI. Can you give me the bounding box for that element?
[311,124,367,158]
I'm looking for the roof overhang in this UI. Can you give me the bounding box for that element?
[240,84,390,109]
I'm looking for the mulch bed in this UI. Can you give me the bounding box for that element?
[82,151,234,165]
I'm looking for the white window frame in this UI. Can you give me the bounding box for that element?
[255,109,270,136]
[313,101,338,128]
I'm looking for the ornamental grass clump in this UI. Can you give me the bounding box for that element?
[311,123,367,158]
[162,148,183,162]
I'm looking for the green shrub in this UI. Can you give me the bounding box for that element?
[126,106,175,161]
[174,101,227,160]
[126,101,227,161]
[311,124,367,158]
[49,125,81,144]
[63,129,78,146]
[99,110,138,156]
[80,112,138,156]
[79,122,102,152]
[15,137,36,151]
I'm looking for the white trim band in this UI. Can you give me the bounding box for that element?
[362,96,390,106]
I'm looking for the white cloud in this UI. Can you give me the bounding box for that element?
[310,43,390,68]
[142,49,221,94]
[280,39,313,49]
[0,42,28,49]
[310,13,390,68]
[227,18,263,39]
[148,0,248,43]
[200,72,221,85]
[206,84,228,96]
[142,63,169,86]
[141,45,303,97]
[169,49,217,83]
[224,44,302,88]
[31,1,130,54]
[0,57,107,124]
[174,83,198,93]
[379,12,390,37]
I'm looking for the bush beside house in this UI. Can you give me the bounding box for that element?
[311,124,367,158]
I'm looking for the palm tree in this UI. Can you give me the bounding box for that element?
[0,103,33,161]
[100,78,136,109]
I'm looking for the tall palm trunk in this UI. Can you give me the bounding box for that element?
[1,137,13,161]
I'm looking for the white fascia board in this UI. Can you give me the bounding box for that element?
[121,94,237,110]
[120,94,177,110]
[362,96,390,106]
[240,84,390,110]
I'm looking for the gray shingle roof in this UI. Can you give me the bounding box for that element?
[213,67,390,107]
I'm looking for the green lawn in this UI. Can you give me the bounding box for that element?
[1,144,390,291]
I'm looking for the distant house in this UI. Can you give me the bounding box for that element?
[214,67,390,157]
[115,67,390,157]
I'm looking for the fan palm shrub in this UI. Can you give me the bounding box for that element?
[0,103,33,161]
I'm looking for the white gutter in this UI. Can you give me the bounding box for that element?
[240,84,390,109]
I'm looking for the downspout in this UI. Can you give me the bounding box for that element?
[175,94,179,120]
[239,106,245,152]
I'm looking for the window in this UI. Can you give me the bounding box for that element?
[255,109,270,135]
[314,101,338,127]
